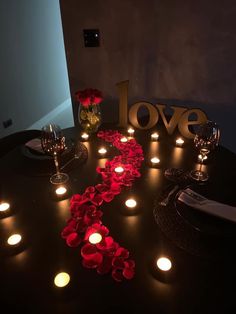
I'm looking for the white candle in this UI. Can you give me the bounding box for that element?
[89,232,102,244]
[120,137,128,143]
[54,272,70,288]
[150,157,160,166]
[176,138,184,147]
[127,128,135,136]
[156,257,172,271]
[114,166,124,174]
[81,132,89,141]
[151,132,159,141]
[55,187,67,195]
[125,199,137,208]
[7,234,22,246]
[0,202,10,212]
[98,147,107,156]
[198,154,207,162]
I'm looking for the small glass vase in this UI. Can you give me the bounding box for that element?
[78,103,102,133]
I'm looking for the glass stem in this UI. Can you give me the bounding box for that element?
[53,153,60,174]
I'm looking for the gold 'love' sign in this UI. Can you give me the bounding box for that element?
[116,80,208,138]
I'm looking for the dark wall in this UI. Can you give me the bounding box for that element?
[60,0,236,153]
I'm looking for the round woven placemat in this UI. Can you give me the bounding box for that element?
[153,192,236,260]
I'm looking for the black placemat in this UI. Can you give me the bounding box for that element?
[153,188,236,259]
[17,140,88,177]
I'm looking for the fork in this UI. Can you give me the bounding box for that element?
[159,185,179,206]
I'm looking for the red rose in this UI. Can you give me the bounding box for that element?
[75,88,103,106]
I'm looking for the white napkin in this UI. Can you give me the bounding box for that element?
[178,188,236,223]
[25,138,44,153]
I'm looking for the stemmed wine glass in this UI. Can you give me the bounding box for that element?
[190,120,220,182]
[41,124,69,184]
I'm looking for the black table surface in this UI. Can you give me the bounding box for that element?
[0,125,236,314]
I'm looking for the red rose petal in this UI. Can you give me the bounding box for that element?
[66,232,81,247]
[112,268,124,282]
[112,257,125,269]
[123,267,135,279]
[115,247,129,259]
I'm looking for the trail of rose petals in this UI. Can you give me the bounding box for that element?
[61,130,144,282]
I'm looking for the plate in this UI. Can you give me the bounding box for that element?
[21,138,73,161]
[174,188,236,238]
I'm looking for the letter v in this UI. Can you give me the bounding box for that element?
[155,104,187,135]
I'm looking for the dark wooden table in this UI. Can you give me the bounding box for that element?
[0,125,236,314]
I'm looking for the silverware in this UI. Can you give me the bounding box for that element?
[159,185,179,206]
[61,152,82,170]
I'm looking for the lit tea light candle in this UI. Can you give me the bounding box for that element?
[150,157,160,166]
[0,202,10,212]
[127,127,135,136]
[114,166,124,173]
[156,257,172,271]
[54,272,70,288]
[89,232,102,244]
[120,137,128,143]
[81,132,89,141]
[7,234,22,246]
[151,132,159,141]
[125,199,137,208]
[176,137,184,147]
[198,154,207,162]
[98,147,107,156]
[55,186,67,196]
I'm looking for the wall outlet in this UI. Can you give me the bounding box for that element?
[3,119,13,128]
[83,29,100,47]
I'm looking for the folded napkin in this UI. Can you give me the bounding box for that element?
[25,138,44,154]
[178,188,236,223]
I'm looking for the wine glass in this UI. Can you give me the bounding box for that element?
[41,124,69,184]
[190,120,220,182]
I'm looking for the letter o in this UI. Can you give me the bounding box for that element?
[128,102,159,129]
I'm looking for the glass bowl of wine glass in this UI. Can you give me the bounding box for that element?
[190,120,220,182]
[41,124,69,184]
